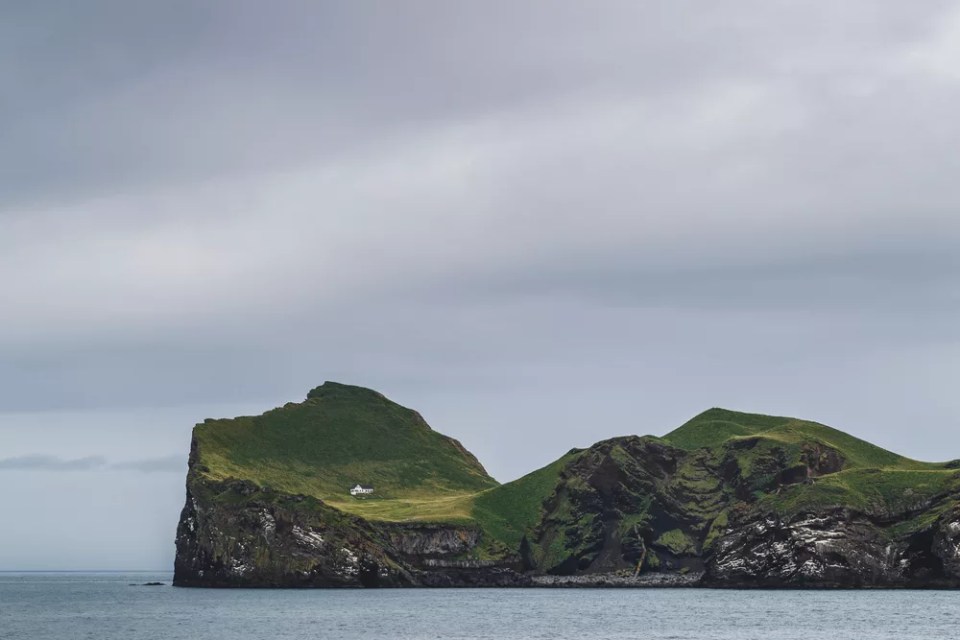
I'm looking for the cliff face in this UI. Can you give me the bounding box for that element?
[708,509,960,587]
[175,479,392,587]
[174,388,960,588]
[517,434,960,587]
[174,476,528,588]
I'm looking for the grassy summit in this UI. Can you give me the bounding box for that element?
[192,382,497,519]
[663,407,935,469]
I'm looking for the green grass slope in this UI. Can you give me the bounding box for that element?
[471,451,582,549]
[759,467,960,518]
[664,408,940,470]
[192,382,497,519]
[663,408,957,522]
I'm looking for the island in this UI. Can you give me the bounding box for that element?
[174,382,960,588]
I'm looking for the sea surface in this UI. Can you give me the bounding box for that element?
[2,572,959,639]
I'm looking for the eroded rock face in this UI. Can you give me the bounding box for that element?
[529,437,717,576]
[706,509,960,588]
[932,512,960,579]
[519,436,960,589]
[174,481,402,587]
[173,478,527,588]
[384,524,481,557]
[707,511,900,587]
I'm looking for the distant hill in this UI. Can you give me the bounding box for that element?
[175,384,960,589]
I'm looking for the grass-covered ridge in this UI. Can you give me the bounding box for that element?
[193,381,498,518]
[663,407,940,471]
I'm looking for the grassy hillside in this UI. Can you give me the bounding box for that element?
[760,467,959,517]
[664,408,940,470]
[192,382,497,518]
[471,451,581,549]
[662,408,957,525]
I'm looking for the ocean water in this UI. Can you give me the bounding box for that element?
[2,573,959,639]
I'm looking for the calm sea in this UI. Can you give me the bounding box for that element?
[2,572,959,639]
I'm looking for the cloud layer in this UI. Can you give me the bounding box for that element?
[0,454,184,472]
[2,1,959,569]
[0,455,107,471]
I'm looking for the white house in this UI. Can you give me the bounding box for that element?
[350,484,374,496]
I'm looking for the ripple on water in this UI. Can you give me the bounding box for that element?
[1,574,959,640]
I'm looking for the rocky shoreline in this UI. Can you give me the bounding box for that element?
[531,572,703,588]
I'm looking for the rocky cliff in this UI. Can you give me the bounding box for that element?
[174,385,960,588]
[515,433,960,587]
[174,478,527,587]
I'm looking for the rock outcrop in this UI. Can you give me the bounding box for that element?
[707,509,960,587]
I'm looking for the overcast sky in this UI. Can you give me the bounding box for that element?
[3,1,960,570]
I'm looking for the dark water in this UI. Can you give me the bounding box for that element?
[2,573,960,639]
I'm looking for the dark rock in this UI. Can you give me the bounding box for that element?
[173,477,525,588]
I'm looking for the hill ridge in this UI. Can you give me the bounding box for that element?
[175,384,960,589]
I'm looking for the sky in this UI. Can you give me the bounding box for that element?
[2,1,960,570]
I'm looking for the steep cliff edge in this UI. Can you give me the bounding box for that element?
[175,387,960,588]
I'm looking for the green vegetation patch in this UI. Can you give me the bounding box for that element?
[703,510,730,551]
[665,408,941,473]
[760,469,959,516]
[664,409,793,451]
[471,452,578,548]
[653,528,698,556]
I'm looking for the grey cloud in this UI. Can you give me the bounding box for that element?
[2,1,951,208]
[0,455,107,471]
[448,241,960,316]
[0,454,185,473]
